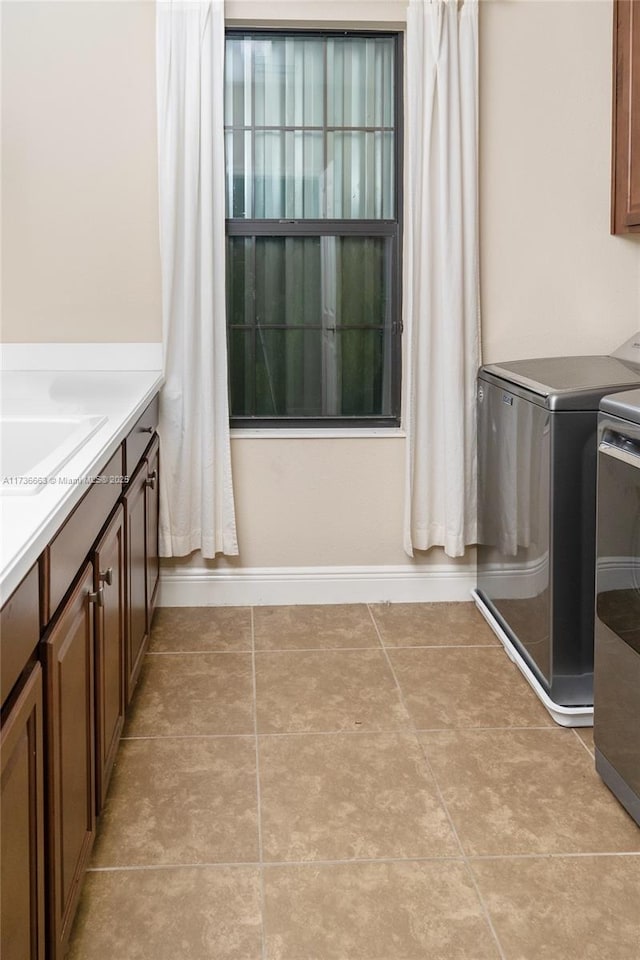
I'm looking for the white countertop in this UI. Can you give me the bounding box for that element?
[1,368,163,602]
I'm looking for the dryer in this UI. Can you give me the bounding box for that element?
[594,388,640,825]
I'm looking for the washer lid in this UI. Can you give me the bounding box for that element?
[480,356,640,410]
[600,388,640,425]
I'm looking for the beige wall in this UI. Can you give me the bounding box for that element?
[1,1,162,343]
[2,1,639,571]
[479,0,640,364]
[170,433,465,571]
[233,437,407,567]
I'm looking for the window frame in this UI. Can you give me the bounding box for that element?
[224,28,404,429]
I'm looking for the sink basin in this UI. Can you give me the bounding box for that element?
[1,415,107,495]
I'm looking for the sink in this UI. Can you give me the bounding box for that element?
[1,415,107,495]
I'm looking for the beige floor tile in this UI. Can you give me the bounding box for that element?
[254,604,379,650]
[389,646,554,728]
[67,866,262,960]
[471,855,640,960]
[92,738,259,866]
[125,652,254,736]
[255,649,411,734]
[421,729,640,856]
[259,732,458,861]
[371,601,498,647]
[575,725,595,755]
[149,606,252,652]
[262,860,500,960]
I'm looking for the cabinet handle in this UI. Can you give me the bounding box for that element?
[88,586,104,607]
[145,470,157,490]
[99,567,113,587]
[140,426,154,434]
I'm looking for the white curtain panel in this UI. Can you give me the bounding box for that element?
[156,0,238,557]
[403,0,480,558]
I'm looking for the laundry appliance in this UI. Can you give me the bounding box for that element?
[593,388,640,825]
[473,333,640,725]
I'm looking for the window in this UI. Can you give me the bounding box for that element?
[224,31,402,427]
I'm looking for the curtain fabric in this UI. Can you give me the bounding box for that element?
[156,0,238,557]
[403,0,480,558]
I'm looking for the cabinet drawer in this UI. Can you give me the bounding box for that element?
[45,448,124,625]
[1,564,40,706]
[124,395,159,478]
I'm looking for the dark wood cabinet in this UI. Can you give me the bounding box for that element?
[124,462,149,705]
[1,565,40,706]
[1,662,45,960]
[93,505,126,813]
[124,425,160,705]
[612,0,640,234]
[42,565,96,960]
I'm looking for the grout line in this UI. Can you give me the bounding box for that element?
[146,642,500,656]
[255,643,499,653]
[120,724,585,743]
[87,862,264,873]
[253,724,560,739]
[572,726,596,760]
[385,643,500,650]
[463,859,508,960]
[250,607,268,960]
[85,856,467,873]
[85,848,640,874]
[120,732,256,741]
[365,604,466,858]
[255,646,382,654]
[415,724,557,733]
[369,609,386,649]
[146,649,253,656]
[467,851,640,861]
[365,603,508,960]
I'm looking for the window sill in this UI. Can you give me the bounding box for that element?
[229,427,406,440]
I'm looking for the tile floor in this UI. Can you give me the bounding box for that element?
[68,603,640,960]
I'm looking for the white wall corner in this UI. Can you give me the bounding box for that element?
[158,562,477,607]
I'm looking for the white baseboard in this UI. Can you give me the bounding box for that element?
[477,552,549,599]
[596,557,639,594]
[158,563,477,607]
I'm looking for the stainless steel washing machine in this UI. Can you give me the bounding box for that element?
[474,335,640,724]
[594,389,640,825]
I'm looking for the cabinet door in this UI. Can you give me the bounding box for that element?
[93,505,126,813]
[145,437,160,626]
[124,463,148,705]
[1,662,45,960]
[612,0,640,233]
[42,564,96,960]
